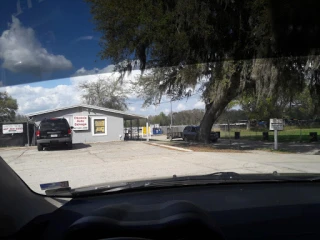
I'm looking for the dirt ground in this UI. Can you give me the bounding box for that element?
[1,140,320,195]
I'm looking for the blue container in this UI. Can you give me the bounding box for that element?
[153,128,162,135]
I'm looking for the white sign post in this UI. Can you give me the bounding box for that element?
[274,129,278,150]
[146,117,149,142]
[73,116,89,130]
[269,119,284,150]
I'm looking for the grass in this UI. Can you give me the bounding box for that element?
[186,146,246,153]
[256,148,295,154]
[156,140,247,153]
[215,127,320,143]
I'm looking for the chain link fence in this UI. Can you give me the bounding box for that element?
[213,120,320,142]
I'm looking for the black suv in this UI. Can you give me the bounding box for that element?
[182,126,218,142]
[36,118,73,151]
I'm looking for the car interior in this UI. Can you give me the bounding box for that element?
[1,157,320,240]
[1,0,320,240]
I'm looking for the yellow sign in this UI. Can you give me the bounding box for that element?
[94,119,105,134]
[142,127,151,134]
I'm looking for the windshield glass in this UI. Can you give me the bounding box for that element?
[40,119,69,131]
[0,0,319,195]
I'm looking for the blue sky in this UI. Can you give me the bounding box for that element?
[0,0,109,86]
[0,0,206,116]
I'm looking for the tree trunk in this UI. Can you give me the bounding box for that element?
[199,99,234,143]
[199,70,242,143]
[246,120,250,130]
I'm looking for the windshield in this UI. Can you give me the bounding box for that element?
[40,119,69,131]
[0,0,319,195]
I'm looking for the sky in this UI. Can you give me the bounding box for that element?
[0,0,206,116]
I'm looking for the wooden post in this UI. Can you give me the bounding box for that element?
[130,120,133,140]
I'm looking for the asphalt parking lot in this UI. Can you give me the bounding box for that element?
[1,141,320,194]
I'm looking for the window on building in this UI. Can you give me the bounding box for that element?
[91,117,107,136]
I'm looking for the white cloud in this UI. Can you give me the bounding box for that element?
[0,17,72,75]
[3,84,81,114]
[164,108,170,114]
[70,69,142,100]
[194,100,205,109]
[2,65,207,116]
[231,104,242,110]
[176,103,186,111]
[2,79,202,116]
[128,106,136,111]
[73,65,116,77]
[72,59,143,77]
[75,36,94,41]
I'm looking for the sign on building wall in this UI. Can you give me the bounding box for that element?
[94,119,106,134]
[73,116,88,130]
[2,124,23,134]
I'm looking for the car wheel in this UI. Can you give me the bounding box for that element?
[37,144,43,151]
[67,143,73,150]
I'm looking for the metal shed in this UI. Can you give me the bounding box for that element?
[26,104,147,144]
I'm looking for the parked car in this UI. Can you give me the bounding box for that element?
[182,126,218,142]
[36,118,73,151]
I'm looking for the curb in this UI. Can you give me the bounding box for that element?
[145,142,193,152]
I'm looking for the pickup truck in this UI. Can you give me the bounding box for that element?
[182,126,218,142]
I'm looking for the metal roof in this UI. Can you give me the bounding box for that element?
[26,104,147,120]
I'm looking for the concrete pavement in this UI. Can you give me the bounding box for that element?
[1,141,320,194]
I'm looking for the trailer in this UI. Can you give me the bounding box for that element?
[167,126,185,140]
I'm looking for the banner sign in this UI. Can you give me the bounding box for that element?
[2,124,23,134]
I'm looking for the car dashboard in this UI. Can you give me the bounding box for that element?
[15,182,320,240]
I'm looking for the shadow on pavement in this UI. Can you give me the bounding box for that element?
[155,137,320,155]
[72,143,92,150]
[215,139,320,154]
[45,143,92,151]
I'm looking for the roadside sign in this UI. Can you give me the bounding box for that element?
[73,116,88,130]
[270,118,283,150]
[2,124,23,134]
[269,118,284,131]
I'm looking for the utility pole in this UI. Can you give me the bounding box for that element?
[170,100,173,128]
[146,116,149,142]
